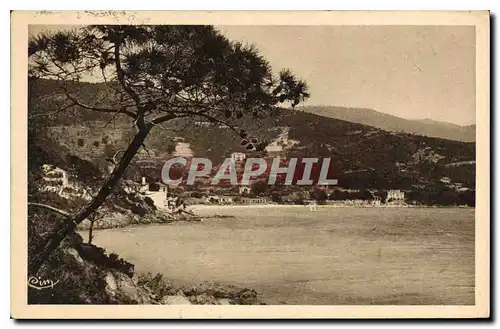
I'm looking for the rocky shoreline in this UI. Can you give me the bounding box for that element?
[104,269,263,305]
[29,230,263,305]
[76,211,234,231]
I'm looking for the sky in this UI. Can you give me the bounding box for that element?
[29,25,476,126]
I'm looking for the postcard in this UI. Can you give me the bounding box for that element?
[11,10,490,319]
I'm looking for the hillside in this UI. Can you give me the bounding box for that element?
[297,105,476,142]
[29,78,476,204]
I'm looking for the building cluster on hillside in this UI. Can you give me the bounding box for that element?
[40,164,93,201]
[131,132,413,209]
[205,195,269,205]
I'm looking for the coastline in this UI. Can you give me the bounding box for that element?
[90,207,475,306]
[77,203,474,231]
[189,204,473,211]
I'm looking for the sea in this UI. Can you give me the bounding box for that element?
[92,206,475,305]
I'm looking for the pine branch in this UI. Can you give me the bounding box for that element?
[64,92,137,119]
[28,203,72,218]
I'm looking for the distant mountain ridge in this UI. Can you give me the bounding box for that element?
[297,106,475,142]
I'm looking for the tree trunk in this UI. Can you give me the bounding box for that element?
[87,216,95,245]
[30,129,150,274]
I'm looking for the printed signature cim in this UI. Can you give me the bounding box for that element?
[28,276,59,290]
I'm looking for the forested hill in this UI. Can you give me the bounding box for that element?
[29,78,475,196]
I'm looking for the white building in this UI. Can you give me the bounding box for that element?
[386,189,405,202]
[139,176,149,193]
[372,196,382,206]
[173,142,193,157]
[231,152,246,162]
[205,195,234,204]
[241,197,268,205]
[239,186,252,195]
[145,190,169,209]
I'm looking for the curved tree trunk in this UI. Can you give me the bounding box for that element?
[30,129,150,274]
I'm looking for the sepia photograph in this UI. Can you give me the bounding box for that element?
[10,11,490,319]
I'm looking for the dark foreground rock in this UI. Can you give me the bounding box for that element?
[181,282,261,305]
[28,230,263,305]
